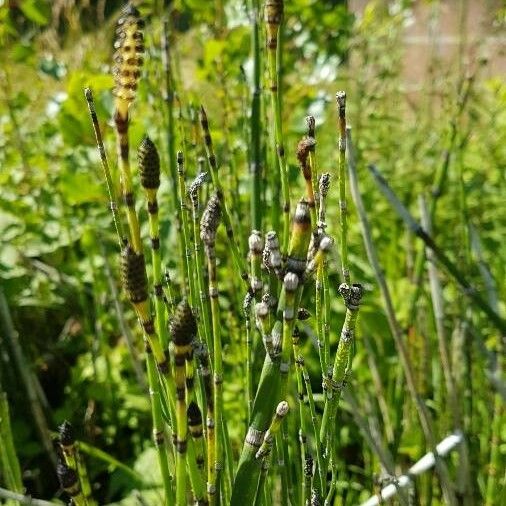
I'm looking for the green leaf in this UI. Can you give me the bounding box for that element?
[19,0,50,25]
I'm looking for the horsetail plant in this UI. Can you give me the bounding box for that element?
[56,462,86,506]
[112,4,145,253]
[71,4,495,505]
[200,192,224,504]
[169,300,196,506]
[58,422,95,506]
[264,0,290,253]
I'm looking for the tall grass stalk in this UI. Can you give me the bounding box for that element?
[0,289,56,467]
[347,130,457,505]
[0,392,23,499]
[368,164,506,335]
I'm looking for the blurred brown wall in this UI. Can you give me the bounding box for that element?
[350,0,506,82]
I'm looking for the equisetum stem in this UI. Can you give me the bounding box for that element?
[301,361,324,500]
[250,0,262,230]
[84,88,126,246]
[138,138,170,352]
[306,116,319,215]
[170,301,197,506]
[254,401,290,501]
[162,18,188,287]
[199,106,249,285]
[200,193,223,504]
[244,292,254,420]
[319,284,363,446]
[292,329,324,497]
[336,91,350,285]
[209,245,224,501]
[189,173,212,351]
[231,201,311,506]
[265,0,290,253]
[177,151,199,311]
[145,345,174,505]
[249,231,264,297]
[0,392,22,494]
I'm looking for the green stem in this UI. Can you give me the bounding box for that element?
[265,0,290,252]
[346,132,457,505]
[162,19,188,291]
[250,0,262,230]
[368,164,506,335]
[336,91,350,285]
[199,107,249,285]
[146,346,174,505]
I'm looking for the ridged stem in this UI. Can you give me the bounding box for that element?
[162,19,188,290]
[199,106,249,285]
[145,346,174,505]
[250,0,262,230]
[189,176,212,352]
[84,88,126,246]
[336,91,350,285]
[177,152,199,314]
[207,242,224,504]
[265,0,290,253]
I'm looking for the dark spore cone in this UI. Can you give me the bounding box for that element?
[58,420,75,446]
[170,299,197,346]
[200,193,222,247]
[138,136,160,189]
[120,244,148,304]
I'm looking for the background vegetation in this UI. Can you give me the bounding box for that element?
[0,0,504,504]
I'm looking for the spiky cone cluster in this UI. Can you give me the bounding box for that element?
[120,245,167,371]
[113,3,144,119]
[112,4,145,254]
[200,193,222,254]
[138,136,160,192]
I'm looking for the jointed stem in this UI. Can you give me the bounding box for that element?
[265,0,290,252]
[336,92,350,285]
[146,346,174,505]
[84,88,126,246]
[250,0,262,230]
[199,107,249,285]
